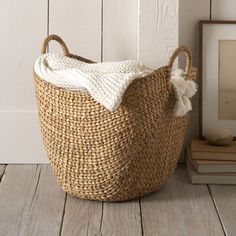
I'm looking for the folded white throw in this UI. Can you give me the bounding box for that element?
[34,54,197,115]
[34,53,152,111]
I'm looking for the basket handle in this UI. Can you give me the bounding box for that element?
[167,46,192,78]
[41,34,70,56]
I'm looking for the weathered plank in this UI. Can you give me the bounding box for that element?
[141,166,224,236]
[0,165,40,236]
[209,185,236,236]
[0,165,66,236]
[60,196,102,236]
[49,0,102,62]
[138,0,178,69]
[101,200,142,236]
[103,0,138,61]
[0,165,6,181]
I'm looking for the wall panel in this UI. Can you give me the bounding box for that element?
[49,0,102,62]
[0,112,46,163]
[2,0,234,163]
[179,0,210,161]
[212,0,236,19]
[103,0,138,61]
[0,0,47,110]
[138,0,179,69]
[0,0,47,163]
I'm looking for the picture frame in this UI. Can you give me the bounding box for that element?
[199,20,236,140]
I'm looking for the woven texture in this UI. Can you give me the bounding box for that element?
[34,35,197,201]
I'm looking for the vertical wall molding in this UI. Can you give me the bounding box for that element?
[179,0,211,161]
[101,0,104,62]
[49,0,102,62]
[138,0,179,69]
[103,0,138,61]
[47,0,50,36]
[0,0,47,163]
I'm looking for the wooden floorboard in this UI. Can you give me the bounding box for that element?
[209,185,236,236]
[0,165,232,236]
[60,195,103,236]
[0,165,6,182]
[140,166,225,236]
[0,165,66,236]
[101,200,142,236]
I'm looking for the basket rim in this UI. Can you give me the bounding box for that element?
[35,34,197,95]
[33,65,173,96]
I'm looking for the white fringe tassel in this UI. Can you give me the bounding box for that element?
[171,69,197,117]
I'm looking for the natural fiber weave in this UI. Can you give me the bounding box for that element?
[34,35,197,201]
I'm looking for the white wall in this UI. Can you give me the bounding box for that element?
[178,0,210,161]
[1,0,235,163]
[139,0,178,68]
[0,0,47,163]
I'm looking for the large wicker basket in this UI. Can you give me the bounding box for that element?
[34,35,197,201]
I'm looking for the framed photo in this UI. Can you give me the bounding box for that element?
[199,21,236,139]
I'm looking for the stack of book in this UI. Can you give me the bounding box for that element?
[186,139,236,184]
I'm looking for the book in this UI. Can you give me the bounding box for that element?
[190,139,236,161]
[186,158,236,185]
[186,148,236,173]
[191,139,236,152]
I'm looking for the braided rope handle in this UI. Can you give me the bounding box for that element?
[41,36,193,80]
[167,46,192,79]
[41,34,70,56]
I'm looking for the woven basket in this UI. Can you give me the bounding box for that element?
[34,35,197,201]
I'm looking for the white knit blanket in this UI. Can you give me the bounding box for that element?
[34,54,197,115]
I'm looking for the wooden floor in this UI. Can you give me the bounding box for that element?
[0,165,235,236]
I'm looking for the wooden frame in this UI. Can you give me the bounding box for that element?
[199,20,236,140]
